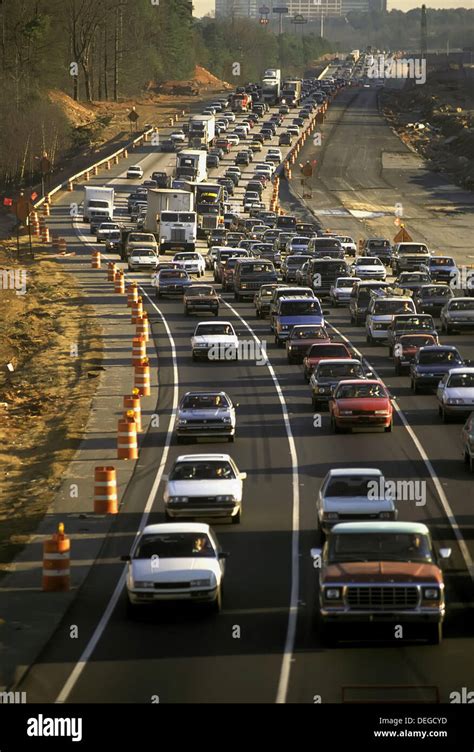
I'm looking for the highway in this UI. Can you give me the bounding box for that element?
[17,77,474,705]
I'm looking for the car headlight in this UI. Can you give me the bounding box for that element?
[324,587,342,600]
[178,418,187,425]
[215,495,236,502]
[378,511,393,519]
[446,398,463,405]
[324,512,339,520]
[373,322,386,330]
[222,417,232,424]
[134,581,155,589]
[190,579,212,587]
[168,496,188,504]
[423,587,440,600]
[374,410,389,415]
[280,324,289,330]
[339,410,353,415]
[241,283,247,289]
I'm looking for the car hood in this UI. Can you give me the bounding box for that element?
[444,387,474,400]
[192,334,238,345]
[179,408,232,419]
[130,558,221,581]
[335,398,390,410]
[323,561,442,583]
[166,479,242,498]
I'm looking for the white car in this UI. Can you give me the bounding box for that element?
[352,256,386,280]
[254,163,273,178]
[191,321,239,361]
[336,236,357,256]
[123,522,228,612]
[164,453,246,523]
[287,125,300,136]
[267,148,282,161]
[173,251,205,276]
[330,276,360,306]
[127,165,144,179]
[96,222,120,242]
[170,130,186,143]
[227,134,240,146]
[437,368,474,422]
[317,468,397,536]
[128,248,159,271]
[223,111,236,122]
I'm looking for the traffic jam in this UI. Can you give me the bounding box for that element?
[69,61,474,660]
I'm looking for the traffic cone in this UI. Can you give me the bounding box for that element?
[123,389,142,432]
[94,466,118,514]
[117,412,138,459]
[132,335,147,366]
[135,313,149,342]
[131,297,143,323]
[114,271,125,294]
[127,282,139,307]
[91,250,101,269]
[108,262,117,281]
[42,523,70,592]
[134,358,151,396]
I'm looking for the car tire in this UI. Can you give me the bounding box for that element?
[331,416,340,434]
[185,308,190,316]
[442,407,450,424]
[384,420,393,433]
[312,397,319,410]
[211,585,223,613]
[126,599,137,619]
[395,362,401,376]
[366,333,373,345]
[231,508,241,524]
[156,291,161,299]
[426,622,442,645]
[228,434,235,443]
[214,310,219,317]
[256,309,261,318]
[411,379,418,394]
[320,622,338,648]
[192,353,198,362]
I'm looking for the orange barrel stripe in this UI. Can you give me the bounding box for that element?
[114,271,125,294]
[91,250,101,269]
[135,313,149,342]
[132,335,146,366]
[123,390,142,432]
[117,413,138,459]
[134,358,151,396]
[42,523,70,592]
[94,466,118,514]
[131,296,143,323]
[127,282,138,307]
[108,262,117,281]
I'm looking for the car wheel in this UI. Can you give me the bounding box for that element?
[312,397,319,410]
[384,420,393,433]
[426,622,442,645]
[156,291,161,299]
[211,585,223,613]
[228,434,235,443]
[350,314,355,325]
[234,293,240,302]
[442,407,450,424]
[320,622,338,647]
[126,599,137,619]
[185,308,190,316]
[395,362,401,376]
[192,353,198,362]
[231,508,241,524]
[256,309,261,318]
[214,310,219,317]
[366,333,373,345]
[388,346,392,357]
[331,416,340,434]
[411,379,418,394]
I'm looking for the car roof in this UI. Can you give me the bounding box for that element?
[183,390,229,397]
[279,296,317,303]
[327,468,382,477]
[447,367,474,375]
[318,358,361,366]
[419,345,459,351]
[336,378,382,385]
[175,454,231,462]
[143,522,211,535]
[196,320,233,326]
[331,521,429,535]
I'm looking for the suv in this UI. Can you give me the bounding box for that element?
[306,258,349,297]
[365,293,416,344]
[414,284,454,315]
[281,254,312,283]
[269,286,315,330]
[274,297,325,347]
[362,238,392,264]
[386,313,438,355]
[422,256,458,284]
[233,259,278,301]
[349,281,390,326]
[392,242,431,274]
[311,521,451,645]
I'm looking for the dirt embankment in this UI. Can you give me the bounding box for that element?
[0,241,102,571]
[381,67,474,190]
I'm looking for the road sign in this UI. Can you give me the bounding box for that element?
[15,196,34,223]
[393,227,412,243]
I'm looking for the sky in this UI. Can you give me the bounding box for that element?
[192,0,472,17]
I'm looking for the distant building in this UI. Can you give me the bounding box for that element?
[340,0,369,11]
[286,0,342,19]
[368,0,387,11]
[215,0,258,17]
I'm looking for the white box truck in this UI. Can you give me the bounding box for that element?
[175,150,208,183]
[83,186,114,223]
[188,115,216,149]
[145,189,194,233]
[145,189,196,252]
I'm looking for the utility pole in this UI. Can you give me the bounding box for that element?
[420,4,427,62]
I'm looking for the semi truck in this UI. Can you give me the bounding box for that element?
[280,79,302,107]
[145,188,196,253]
[263,68,281,82]
[83,186,114,223]
[230,92,252,112]
[188,115,216,149]
[145,189,194,233]
[175,150,207,183]
[262,74,280,105]
[183,181,224,238]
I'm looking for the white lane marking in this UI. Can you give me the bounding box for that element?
[56,289,179,703]
[327,321,474,582]
[221,299,300,705]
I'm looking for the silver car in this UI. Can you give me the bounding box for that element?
[437,368,474,422]
[440,297,474,335]
[176,391,237,442]
[310,358,369,409]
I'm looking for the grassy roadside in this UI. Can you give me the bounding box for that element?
[0,239,102,573]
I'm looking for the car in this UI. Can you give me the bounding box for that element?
[279,132,293,146]
[176,392,237,443]
[392,333,438,375]
[349,280,390,326]
[234,258,278,301]
[170,130,186,143]
[422,256,458,284]
[281,255,312,284]
[173,252,205,276]
[249,140,263,153]
[330,276,360,306]
[254,283,279,318]
[235,151,250,166]
[155,269,193,298]
[440,297,474,334]
[352,256,386,280]
[227,133,240,146]
[310,358,370,409]
[335,236,357,256]
[164,454,246,523]
[316,468,397,536]
[206,154,220,169]
[122,523,227,613]
[184,285,220,317]
[410,346,464,393]
[329,379,394,433]
[279,104,290,114]
[207,229,227,248]
[265,152,281,165]
[286,125,300,136]
[96,222,120,242]
[125,232,158,256]
[461,412,474,471]
[254,163,273,178]
[437,368,474,422]
[127,164,144,179]
[303,341,353,382]
[191,321,239,361]
[286,325,331,364]
[127,248,159,272]
[386,313,438,355]
[285,236,311,255]
[105,230,122,252]
[215,138,232,153]
[221,256,244,291]
[269,286,316,330]
[362,238,393,263]
[151,171,171,188]
[414,284,454,315]
[365,294,416,344]
[310,521,451,645]
[395,271,432,294]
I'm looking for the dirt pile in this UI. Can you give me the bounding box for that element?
[155,64,232,95]
[381,67,474,190]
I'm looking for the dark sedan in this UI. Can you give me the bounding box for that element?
[410,346,464,393]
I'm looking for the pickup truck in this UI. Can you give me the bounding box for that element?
[391,242,431,275]
[311,521,451,645]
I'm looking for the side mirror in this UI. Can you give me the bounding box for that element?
[322,310,330,316]
[161,474,169,482]
[121,555,131,562]
[239,472,247,480]
[234,402,240,408]
[439,547,452,560]
[310,547,322,560]
[218,551,229,560]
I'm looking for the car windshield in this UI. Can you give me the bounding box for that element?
[373,301,415,315]
[318,363,363,378]
[449,300,474,311]
[336,278,354,287]
[368,240,390,249]
[431,258,454,266]
[292,327,327,340]
[395,316,433,330]
[131,250,155,257]
[400,274,430,283]
[161,212,179,222]
[325,475,380,497]
[195,324,234,335]
[336,383,386,399]
[399,335,435,347]
[134,533,215,559]
[418,350,461,364]
[421,287,451,297]
[186,287,214,297]
[170,460,235,480]
[329,533,432,562]
[280,300,321,315]
[287,257,307,266]
[241,262,274,273]
[400,245,427,253]
[160,271,188,279]
[358,258,381,265]
[175,254,198,260]
[181,394,230,409]
[309,344,348,358]
[447,373,474,388]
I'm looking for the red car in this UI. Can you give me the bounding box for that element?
[286,325,331,364]
[303,342,352,382]
[329,379,393,433]
[392,333,438,375]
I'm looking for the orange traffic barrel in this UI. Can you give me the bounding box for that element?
[134,357,151,396]
[124,389,142,432]
[117,412,138,459]
[41,226,50,244]
[94,466,118,514]
[127,282,139,307]
[107,262,117,281]
[132,335,146,366]
[131,297,143,323]
[58,237,67,253]
[93,165,99,176]
[114,271,125,294]
[42,202,50,217]
[135,313,149,342]
[42,522,70,592]
[52,236,60,253]
[91,250,101,269]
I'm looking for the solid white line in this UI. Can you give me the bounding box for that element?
[221,300,300,705]
[328,321,474,582]
[55,289,179,703]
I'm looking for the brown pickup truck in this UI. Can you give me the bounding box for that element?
[311,521,451,645]
[184,284,220,317]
